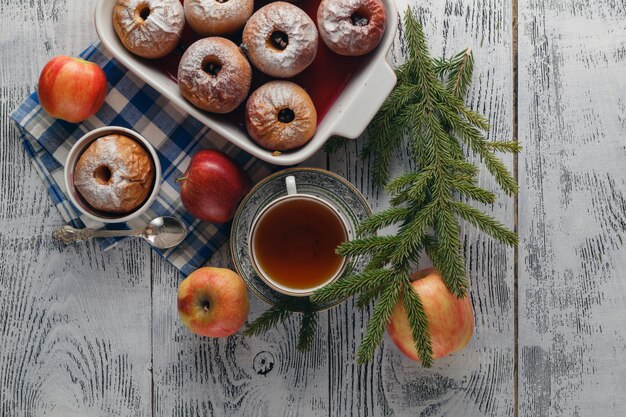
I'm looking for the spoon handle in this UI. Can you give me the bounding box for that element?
[52,225,143,244]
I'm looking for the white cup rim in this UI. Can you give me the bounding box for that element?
[248,193,349,297]
[63,126,162,224]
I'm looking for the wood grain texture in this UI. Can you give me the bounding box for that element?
[518,0,626,415]
[0,1,153,416]
[151,246,331,417]
[306,0,517,415]
[7,0,625,415]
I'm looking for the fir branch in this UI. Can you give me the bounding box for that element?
[336,235,399,257]
[356,207,412,235]
[388,169,433,207]
[297,305,318,352]
[479,150,519,195]
[246,299,320,353]
[386,172,427,194]
[446,48,474,99]
[244,299,295,336]
[440,109,517,195]
[402,280,433,367]
[450,178,497,204]
[390,201,437,265]
[364,251,393,272]
[362,84,421,186]
[449,158,480,176]
[356,285,384,309]
[484,140,523,153]
[324,9,518,365]
[356,279,404,364]
[451,201,518,245]
[323,136,350,154]
[311,268,398,303]
[432,210,468,297]
[432,56,455,76]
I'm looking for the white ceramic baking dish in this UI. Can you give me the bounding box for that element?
[94,0,397,165]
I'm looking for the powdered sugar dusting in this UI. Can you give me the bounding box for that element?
[178,37,252,113]
[185,0,253,35]
[242,2,318,78]
[74,135,154,213]
[246,81,317,150]
[114,0,185,58]
[317,0,386,56]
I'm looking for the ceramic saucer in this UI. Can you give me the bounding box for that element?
[231,168,372,312]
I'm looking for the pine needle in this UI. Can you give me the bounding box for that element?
[356,285,384,309]
[356,280,403,364]
[335,236,399,257]
[297,305,318,352]
[310,269,397,303]
[451,201,518,245]
[356,208,412,235]
[244,299,295,336]
[446,48,474,99]
[484,140,523,153]
[402,280,433,367]
[323,136,350,154]
[318,8,519,365]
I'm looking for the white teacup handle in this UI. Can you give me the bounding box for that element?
[286,175,297,195]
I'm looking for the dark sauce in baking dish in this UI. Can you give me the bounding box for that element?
[151,0,369,127]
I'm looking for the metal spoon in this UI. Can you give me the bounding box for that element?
[52,216,188,249]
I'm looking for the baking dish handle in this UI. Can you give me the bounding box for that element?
[332,59,397,139]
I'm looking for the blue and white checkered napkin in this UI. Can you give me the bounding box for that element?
[10,43,276,276]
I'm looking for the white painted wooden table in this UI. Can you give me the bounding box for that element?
[1,0,624,415]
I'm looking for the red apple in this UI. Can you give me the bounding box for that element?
[387,268,474,363]
[178,150,252,223]
[38,56,107,123]
[177,267,250,338]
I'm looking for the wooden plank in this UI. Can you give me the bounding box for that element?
[151,232,331,417]
[518,0,626,415]
[0,1,153,416]
[315,0,517,415]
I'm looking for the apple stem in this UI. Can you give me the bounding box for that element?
[175,177,188,183]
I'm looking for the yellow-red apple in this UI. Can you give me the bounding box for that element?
[38,56,107,123]
[177,267,249,338]
[387,268,474,362]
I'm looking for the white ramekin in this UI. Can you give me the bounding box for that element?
[94,0,398,166]
[63,126,162,224]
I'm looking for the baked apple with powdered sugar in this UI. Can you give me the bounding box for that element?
[184,0,253,36]
[74,135,155,213]
[113,0,185,59]
[317,0,386,56]
[245,81,317,151]
[242,2,318,78]
[178,37,252,114]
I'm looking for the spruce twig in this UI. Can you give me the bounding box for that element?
[311,8,519,365]
[297,305,318,352]
[245,299,319,351]
[323,136,350,154]
[402,280,433,367]
[356,278,404,364]
[244,299,295,336]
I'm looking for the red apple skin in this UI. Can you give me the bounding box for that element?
[177,267,250,338]
[387,268,474,362]
[179,150,252,223]
[38,56,107,123]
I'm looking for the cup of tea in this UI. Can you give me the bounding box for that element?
[249,175,350,297]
